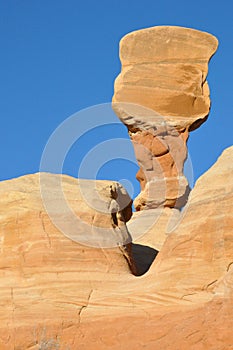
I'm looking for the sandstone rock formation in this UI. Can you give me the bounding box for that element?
[113,26,218,128]
[0,147,233,349]
[112,26,218,212]
[0,173,138,350]
[2,24,231,350]
[39,173,133,248]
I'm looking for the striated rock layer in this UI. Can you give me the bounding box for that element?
[112,26,218,211]
[0,146,233,349]
[113,26,218,129]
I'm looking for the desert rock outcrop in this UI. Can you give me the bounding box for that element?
[113,26,218,212]
[2,25,231,350]
[0,147,233,349]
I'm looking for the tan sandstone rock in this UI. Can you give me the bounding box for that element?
[0,173,137,349]
[2,24,231,350]
[112,26,218,212]
[0,146,233,349]
[113,26,218,129]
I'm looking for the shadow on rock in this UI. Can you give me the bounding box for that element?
[131,243,158,276]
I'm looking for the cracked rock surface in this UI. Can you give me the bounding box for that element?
[0,147,233,349]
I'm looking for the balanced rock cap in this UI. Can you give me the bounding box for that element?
[113,26,218,131]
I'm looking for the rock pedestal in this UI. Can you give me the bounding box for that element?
[113,26,218,211]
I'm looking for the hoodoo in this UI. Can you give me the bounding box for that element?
[2,27,232,350]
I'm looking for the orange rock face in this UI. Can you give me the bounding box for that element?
[2,25,231,350]
[112,26,218,212]
[131,127,190,210]
[0,174,136,349]
[0,147,233,349]
[113,26,218,128]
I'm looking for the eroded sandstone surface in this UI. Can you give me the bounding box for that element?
[0,147,233,349]
[113,26,218,213]
[1,25,231,350]
[113,26,218,129]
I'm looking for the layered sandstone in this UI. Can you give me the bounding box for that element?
[0,147,233,349]
[113,26,218,129]
[1,24,230,350]
[0,174,138,349]
[112,26,218,211]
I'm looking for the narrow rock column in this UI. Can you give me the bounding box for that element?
[109,183,132,245]
[108,183,139,275]
[129,121,190,210]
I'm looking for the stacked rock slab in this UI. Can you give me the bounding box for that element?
[113,26,218,211]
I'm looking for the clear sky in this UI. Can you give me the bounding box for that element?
[0,0,232,200]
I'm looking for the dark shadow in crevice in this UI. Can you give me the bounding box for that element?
[131,243,158,276]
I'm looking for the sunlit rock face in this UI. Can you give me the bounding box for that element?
[113,26,218,129]
[0,174,136,349]
[1,148,233,349]
[2,25,231,350]
[113,26,218,212]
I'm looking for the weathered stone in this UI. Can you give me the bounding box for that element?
[38,173,133,247]
[129,207,181,250]
[151,135,169,156]
[134,175,190,210]
[112,26,218,211]
[0,147,233,349]
[1,24,231,350]
[113,26,218,130]
[150,146,233,307]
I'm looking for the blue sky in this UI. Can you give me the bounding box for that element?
[0,1,232,199]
